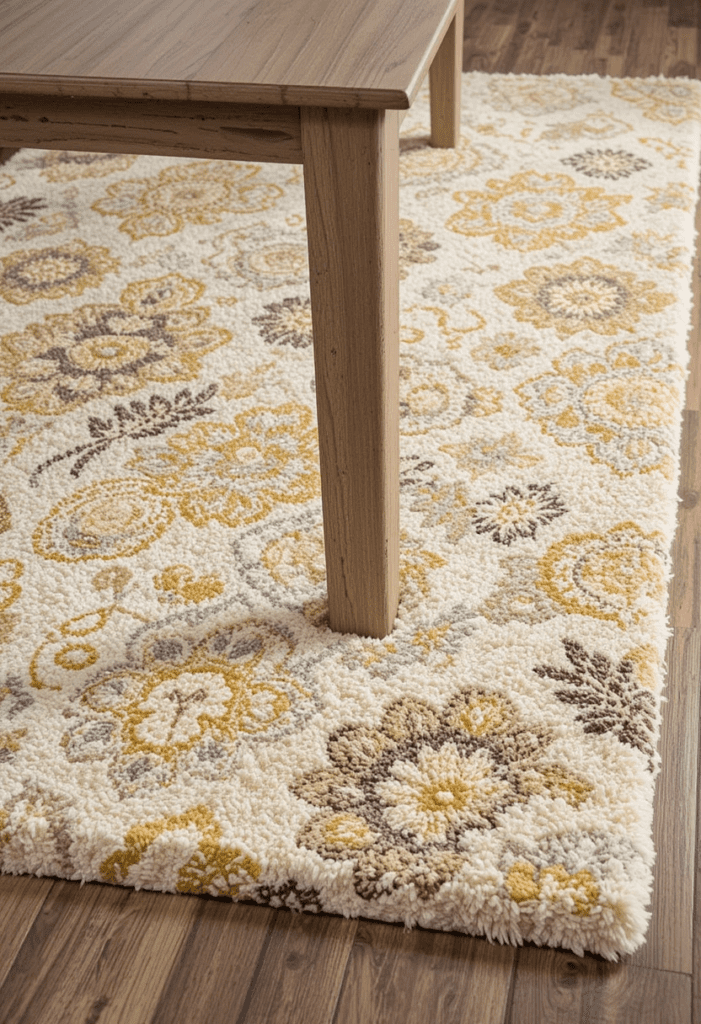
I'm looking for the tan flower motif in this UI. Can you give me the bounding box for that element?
[100,805,261,896]
[440,433,541,480]
[127,403,320,529]
[448,172,629,251]
[400,355,501,435]
[538,522,666,629]
[0,274,231,414]
[92,161,283,239]
[479,555,558,625]
[399,218,439,277]
[399,134,483,185]
[494,257,675,339]
[33,479,175,562]
[645,182,695,213]
[538,114,633,143]
[470,331,540,370]
[0,239,119,304]
[294,690,588,900]
[410,483,477,544]
[487,78,589,116]
[253,296,313,349]
[611,80,701,124]
[560,148,651,179]
[36,151,138,182]
[516,339,684,476]
[201,223,309,290]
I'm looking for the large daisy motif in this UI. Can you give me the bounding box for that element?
[448,172,629,251]
[495,257,675,339]
[0,274,231,414]
[294,691,591,900]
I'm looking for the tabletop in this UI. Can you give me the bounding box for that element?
[0,0,459,108]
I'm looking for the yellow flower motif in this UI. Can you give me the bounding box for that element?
[440,432,541,480]
[262,529,327,587]
[495,257,675,339]
[377,743,512,842]
[92,161,283,239]
[538,522,666,629]
[128,404,320,529]
[100,805,261,896]
[400,354,500,435]
[516,338,683,476]
[645,182,695,212]
[33,479,174,562]
[611,80,701,124]
[448,172,629,251]
[538,114,633,143]
[506,861,599,916]
[488,78,587,116]
[154,564,225,604]
[0,559,22,610]
[0,274,231,414]
[0,240,119,304]
[471,331,540,370]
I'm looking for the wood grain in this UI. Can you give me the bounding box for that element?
[333,921,515,1024]
[507,948,691,1024]
[0,880,197,1024]
[237,908,357,1024]
[430,2,465,147]
[302,106,400,637]
[0,94,303,163]
[0,0,459,110]
[0,874,54,989]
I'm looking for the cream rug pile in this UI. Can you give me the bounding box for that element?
[1,72,699,960]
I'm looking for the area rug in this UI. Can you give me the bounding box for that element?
[1,72,699,960]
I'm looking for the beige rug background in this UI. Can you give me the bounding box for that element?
[1,72,700,959]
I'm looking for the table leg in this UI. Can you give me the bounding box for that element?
[429,0,464,147]
[301,107,400,638]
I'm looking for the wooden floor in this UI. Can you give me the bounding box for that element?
[0,1,700,1021]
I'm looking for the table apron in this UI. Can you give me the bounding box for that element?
[0,93,303,163]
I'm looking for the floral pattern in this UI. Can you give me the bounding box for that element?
[293,691,591,900]
[0,274,231,414]
[495,257,675,338]
[92,162,283,239]
[0,72,697,961]
[516,339,684,476]
[448,171,630,250]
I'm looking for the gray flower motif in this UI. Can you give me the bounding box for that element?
[253,296,313,349]
[561,148,652,179]
[533,638,657,770]
[473,483,567,545]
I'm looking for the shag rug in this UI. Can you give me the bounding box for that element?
[0,72,699,960]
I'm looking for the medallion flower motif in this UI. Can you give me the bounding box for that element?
[487,78,589,116]
[36,151,138,182]
[0,239,119,305]
[516,339,684,476]
[611,80,701,124]
[494,257,675,339]
[538,522,666,629]
[127,403,320,529]
[92,161,283,239]
[0,274,231,414]
[293,691,589,901]
[560,148,651,180]
[448,172,629,251]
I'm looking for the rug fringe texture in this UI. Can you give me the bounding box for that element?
[1,72,700,959]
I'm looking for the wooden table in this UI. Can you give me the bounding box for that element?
[0,0,463,638]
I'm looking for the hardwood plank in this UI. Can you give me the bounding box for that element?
[149,900,274,1024]
[0,874,54,989]
[301,106,400,638]
[507,948,691,1024]
[628,629,700,972]
[430,2,464,147]
[0,94,303,164]
[238,908,357,1024]
[0,0,460,110]
[333,920,515,1024]
[0,880,197,1024]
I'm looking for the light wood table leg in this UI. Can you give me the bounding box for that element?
[301,107,400,638]
[429,0,464,147]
